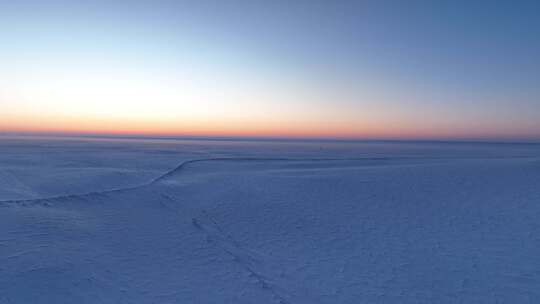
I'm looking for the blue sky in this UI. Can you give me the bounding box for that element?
[1,0,539,140]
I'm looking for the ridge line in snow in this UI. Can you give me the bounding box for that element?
[0,157,394,205]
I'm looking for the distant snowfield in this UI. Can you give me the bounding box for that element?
[1,137,540,303]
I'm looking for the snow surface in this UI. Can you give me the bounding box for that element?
[1,136,540,303]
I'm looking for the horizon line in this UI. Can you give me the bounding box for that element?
[1,131,540,145]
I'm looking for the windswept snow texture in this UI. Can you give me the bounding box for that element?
[1,137,540,303]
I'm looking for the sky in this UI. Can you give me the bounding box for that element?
[1,0,539,140]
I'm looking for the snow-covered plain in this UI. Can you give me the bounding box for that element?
[1,136,540,303]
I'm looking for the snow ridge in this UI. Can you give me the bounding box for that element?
[0,157,393,205]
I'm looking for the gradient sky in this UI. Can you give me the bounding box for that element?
[1,0,539,140]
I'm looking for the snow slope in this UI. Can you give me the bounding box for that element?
[1,138,540,303]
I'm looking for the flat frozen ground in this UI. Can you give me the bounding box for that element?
[1,136,539,303]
